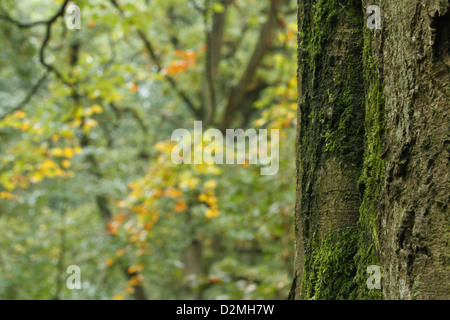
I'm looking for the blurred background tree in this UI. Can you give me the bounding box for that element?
[0,0,297,299]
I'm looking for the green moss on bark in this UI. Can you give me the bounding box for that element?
[296,0,367,300]
[303,227,358,299]
[296,1,386,300]
[352,28,385,300]
[300,0,365,168]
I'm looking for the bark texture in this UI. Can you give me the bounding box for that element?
[292,0,449,300]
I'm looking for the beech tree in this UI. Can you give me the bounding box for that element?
[291,0,449,299]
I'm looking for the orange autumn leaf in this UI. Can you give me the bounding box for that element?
[182,50,195,60]
[106,258,115,266]
[125,286,135,294]
[14,110,27,119]
[174,198,187,212]
[128,266,136,274]
[51,134,60,142]
[129,275,143,286]
[114,213,127,224]
[152,189,163,198]
[106,221,119,235]
[130,83,138,92]
[208,276,224,284]
[162,50,196,75]
[164,187,182,198]
[116,249,126,257]
[144,221,154,230]
[132,205,149,215]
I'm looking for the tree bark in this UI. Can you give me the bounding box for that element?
[292,0,450,300]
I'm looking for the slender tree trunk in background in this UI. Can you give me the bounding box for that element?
[292,0,449,300]
[66,41,148,301]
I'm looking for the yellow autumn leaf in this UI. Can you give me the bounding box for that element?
[90,105,103,114]
[70,119,82,128]
[0,191,15,200]
[40,159,57,170]
[84,108,94,117]
[83,118,98,132]
[154,141,174,152]
[208,196,218,205]
[204,180,217,190]
[205,166,221,175]
[117,201,127,209]
[14,111,26,119]
[205,208,220,219]
[50,148,63,157]
[61,160,71,168]
[136,248,146,256]
[29,173,43,184]
[64,147,75,159]
[85,105,102,116]
[254,118,266,127]
[106,258,115,266]
[113,93,122,102]
[20,123,31,131]
[61,129,74,137]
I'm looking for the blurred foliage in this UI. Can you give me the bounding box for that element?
[0,0,297,299]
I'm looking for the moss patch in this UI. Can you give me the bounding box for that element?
[303,227,358,299]
[352,27,385,300]
[296,1,386,300]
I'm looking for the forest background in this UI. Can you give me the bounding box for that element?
[0,0,298,300]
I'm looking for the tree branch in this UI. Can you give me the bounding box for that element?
[0,70,50,121]
[201,0,231,125]
[38,1,70,83]
[0,1,71,120]
[0,1,69,29]
[220,0,285,129]
[109,0,201,118]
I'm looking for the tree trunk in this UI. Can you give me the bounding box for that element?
[292,0,450,300]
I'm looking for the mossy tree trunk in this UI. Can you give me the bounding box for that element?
[292,0,450,300]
